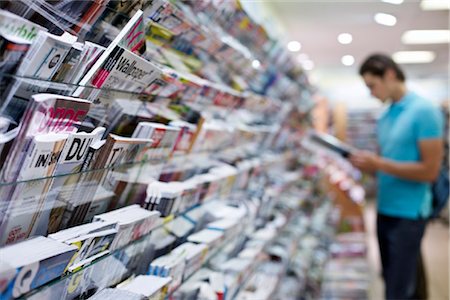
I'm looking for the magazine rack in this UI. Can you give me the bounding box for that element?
[0,0,316,299]
[9,149,297,300]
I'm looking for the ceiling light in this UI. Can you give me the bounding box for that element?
[392,51,436,64]
[302,60,314,70]
[374,13,397,26]
[341,55,355,66]
[287,41,301,52]
[381,0,404,4]
[338,33,353,44]
[251,59,261,69]
[421,0,450,10]
[402,30,450,44]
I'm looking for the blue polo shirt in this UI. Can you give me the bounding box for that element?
[377,91,444,219]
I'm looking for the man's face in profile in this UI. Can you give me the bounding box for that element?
[362,72,390,103]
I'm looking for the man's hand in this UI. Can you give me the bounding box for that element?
[349,150,381,174]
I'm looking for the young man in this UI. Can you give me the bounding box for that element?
[351,53,444,299]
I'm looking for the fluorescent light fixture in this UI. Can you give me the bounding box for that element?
[421,0,450,10]
[402,30,450,44]
[381,0,404,4]
[338,33,353,44]
[341,55,355,66]
[302,60,314,70]
[251,59,261,69]
[374,13,397,26]
[392,51,436,64]
[287,41,301,52]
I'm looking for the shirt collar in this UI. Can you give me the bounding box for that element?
[390,91,414,110]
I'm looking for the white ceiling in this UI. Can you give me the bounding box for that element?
[266,0,449,80]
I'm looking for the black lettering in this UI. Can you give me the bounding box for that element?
[77,138,90,160]
[65,138,81,161]
[116,57,129,72]
[35,154,49,168]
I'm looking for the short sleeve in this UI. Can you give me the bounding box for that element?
[414,105,444,140]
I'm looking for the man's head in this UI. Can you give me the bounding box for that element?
[359,54,406,102]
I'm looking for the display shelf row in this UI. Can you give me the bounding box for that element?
[0,142,294,246]
[0,0,306,120]
[12,164,303,300]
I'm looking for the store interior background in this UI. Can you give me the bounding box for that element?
[243,0,448,109]
[242,0,449,299]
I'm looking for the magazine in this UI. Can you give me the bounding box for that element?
[0,0,107,36]
[106,98,153,137]
[63,134,151,227]
[0,10,47,44]
[73,10,158,102]
[0,93,90,183]
[50,41,84,83]
[30,127,106,236]
[67,41,105,85]
[1,30,77,122]
[88,288,145,300]
[132,122,180,163]
[0,10,47,94]
[0,236,76,299]
[145,0,191,36]
[118,275,172,299]
[48,221,118,273]
[57,137,106,230]
[93,204,160,250]
[169,120,197,157]
[0,133,68,246]
[309,131,355,158]
[73,44,162,102]
[43,0,109,35]
[148,250,186,294]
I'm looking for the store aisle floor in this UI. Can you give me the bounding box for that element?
[365,201,449,300]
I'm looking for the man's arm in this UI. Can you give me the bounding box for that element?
[350,139,443,182]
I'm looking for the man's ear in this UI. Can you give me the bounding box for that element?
[384,68,397,81]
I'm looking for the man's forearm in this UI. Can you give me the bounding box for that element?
[377,158,439,182]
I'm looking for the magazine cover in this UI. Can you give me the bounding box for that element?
[63,134,151,227]
[73,44,162,102]
[94,205,160,250]
[73,10,154,101]
[0,10,47,94]
[132,122,180,163]
[169,120,197,157]
[0,133,68,246]
[0,0,105,34]
[1,30,77,122]
[50,41,84,83]
[0,93,90,183]
[54,225,118,273]
[145,0,191,36]
[0,236,76,299]
[56,137,106,230]
[30,127,106,236]
[67,41,105,85]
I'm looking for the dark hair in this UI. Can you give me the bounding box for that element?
[359,53,406,82]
